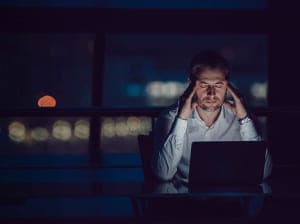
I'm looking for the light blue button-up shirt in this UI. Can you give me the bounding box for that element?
[151,102,272,183]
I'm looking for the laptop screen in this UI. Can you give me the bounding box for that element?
[189,141,266,188]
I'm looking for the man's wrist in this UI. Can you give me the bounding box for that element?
[238,115,251,125]
[177,115,188,120]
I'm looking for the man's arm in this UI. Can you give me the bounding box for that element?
[151,114,187,181]
[224,83,261,140]
[239,116,273,179]
[239,116,260,141]
[151,81,197,181]
[224,84,272,179]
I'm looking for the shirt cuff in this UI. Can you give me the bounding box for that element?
[240,119,259,140]
[171,117,188,139]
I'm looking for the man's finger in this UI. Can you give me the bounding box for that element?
[187,85,197,100]
[227,84,240,102]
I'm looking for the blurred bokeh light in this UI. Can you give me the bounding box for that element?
[52,120,72,141]
[8,121,26,142]
[31,127,50,142]
[38,95,57,108]
[74,119,90,140]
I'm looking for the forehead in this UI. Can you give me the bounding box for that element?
[197,69,226,81]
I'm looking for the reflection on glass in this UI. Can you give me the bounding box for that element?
[52,120,72,141]
[31,127,50,142]
[1,117,90,155]
[115,117,130,137]
[74,119,90,140]
[8,121,26,142]
[0,34,94,108]
[104,34,268,108]
[102,118,116,138]
[101,116,152,153]
[146,81,187,106]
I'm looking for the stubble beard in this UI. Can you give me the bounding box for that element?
[198,97,223,112]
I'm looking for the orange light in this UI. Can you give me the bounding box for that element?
[38,95,56,108]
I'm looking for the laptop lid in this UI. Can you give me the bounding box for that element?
[189,141,266,190]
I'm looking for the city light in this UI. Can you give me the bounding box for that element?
[146,81,163,98]
[8,121,26,142]
[52,120,72,141]
[139,117,152,133]
[250,82,267,99]
[115,117,129,137]
[31,127,50,142]
[7,117,152,143]
[101,116,152,138]
[74,119,90,140]
[127,116,141,136]
[38,95,57,107]
[146,81,186,98]
[102,118,115,138]
[127,83,143,97]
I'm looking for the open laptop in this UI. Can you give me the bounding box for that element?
[188,141,266,193]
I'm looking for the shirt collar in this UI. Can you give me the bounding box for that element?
[191,105,226,127]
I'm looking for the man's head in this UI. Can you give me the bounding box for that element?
[189,51,229,112]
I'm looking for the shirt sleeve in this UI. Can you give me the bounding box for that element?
[239,118,261,141]
[151,115,187,181]
[239,117,273,179]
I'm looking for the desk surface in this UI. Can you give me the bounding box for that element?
[1,179,300,200]
[2,180,300,222]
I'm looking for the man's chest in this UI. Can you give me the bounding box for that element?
[186,120,241,142]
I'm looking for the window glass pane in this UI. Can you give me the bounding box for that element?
[0,34,94,108]
[99,115,267,154]
[0,117,90,166]
[100,116,152,153]
[104,34,268,108]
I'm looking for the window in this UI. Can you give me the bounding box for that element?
[0,34,94,108]
[103,34,268,108]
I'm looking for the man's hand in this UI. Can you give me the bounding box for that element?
[223,84,248,119]
[177,81,198,120]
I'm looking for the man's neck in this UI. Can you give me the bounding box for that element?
[196,106,222,127]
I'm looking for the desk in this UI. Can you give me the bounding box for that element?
[1,180,300,222]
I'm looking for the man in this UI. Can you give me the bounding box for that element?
[151,51,272,183]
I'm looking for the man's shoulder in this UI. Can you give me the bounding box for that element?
[159,102,179,119]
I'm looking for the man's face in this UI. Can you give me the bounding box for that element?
[194,69,228,112]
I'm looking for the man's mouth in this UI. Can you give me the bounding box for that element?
[206,101,217,105]
[204,98,218,103]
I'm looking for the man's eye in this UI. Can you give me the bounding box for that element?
[200,84,208,88]
[215,84,223,88]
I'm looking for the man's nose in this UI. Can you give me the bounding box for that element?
[207,86,216,96]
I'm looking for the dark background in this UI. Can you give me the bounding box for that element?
[0,0,300,219]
